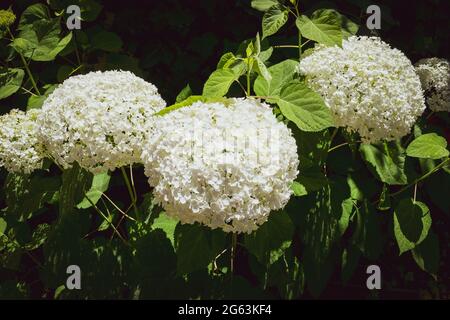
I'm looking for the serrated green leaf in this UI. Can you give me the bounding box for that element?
[0,68,24,100]
[152,212,178,247]
[262,5,289,39]
[406,133,449,159]
[296,9,343,46]
[276,81,334,132]
[360,141,408,185]
[202,69,238,97]
[254,59,298,99]
[394,199,431,255]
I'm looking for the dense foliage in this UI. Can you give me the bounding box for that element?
[0,0,449,299]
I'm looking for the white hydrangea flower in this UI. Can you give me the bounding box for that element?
[298,36,425,143]
[37,70,166,173]
[0,109,44,174]
[414,58,450,112]
[141,98,299,233]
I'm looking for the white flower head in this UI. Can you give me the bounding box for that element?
[37,70,166,173]
[141,98,299,233]
[0,108,44,174]
[298,36,425,143]
[414,58,450,112]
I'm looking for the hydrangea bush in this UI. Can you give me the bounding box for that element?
[0,1,449,299]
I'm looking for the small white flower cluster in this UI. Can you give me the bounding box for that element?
[141,98,299,233]
[298,36,425,143]
[414,58,450,112]
[0,109,44,174]
[38,70,166,173]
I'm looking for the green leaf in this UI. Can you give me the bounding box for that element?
[360,141,408,185]
[291,168,328,197]
[202,69,238,97]
[217,52,235,69]
[0,68,24,99]
[90,30,123,52]
[18,3,50,30]
[155,96,229,117]
[352,200,382,260]
[25,223,51,250]
[151,212,178,247]
[412,231,439,279]
[262,4,289,39]
[296,178,351,296]
[253,57,271,82]
[59,163,92,216]
[175,84,192,103]
[394,199,431,255]
[406,133,449,159]
[290,181,307,196]
[254,59,298,100]
[276,81,334,132]
[27,84,57,110]
[135,229,177,278]
[12,20,73,61]
[244,211,294,265]
[76,172,110,209]
[341,244,361,283]
[377,184,391,211]
[251,0,279,11]
[339,198,354,236]
[4,173,61,220]
[0,218,6,235]
[296,9,342,47]
[175,224,225,275]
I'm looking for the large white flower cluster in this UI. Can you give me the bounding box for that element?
[37,70,166,173]
[0,109,44,174]
[141,98,299,233]
[298,36,425,143]
[414,58,450,112]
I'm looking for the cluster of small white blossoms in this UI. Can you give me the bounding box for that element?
[298,36,425,143]
[0,109,44,174]
[414,58,450,112]
[37,70,166,173]
[141,98,299,233]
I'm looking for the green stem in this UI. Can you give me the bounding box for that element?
[7,27,41,95]
[389,158,449,198]
[120,167,140,220]
[328,127,339,148]
[231,233,237,274]
[246,64,251,96]
[273,45,300,49]
[84,195,129,245]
